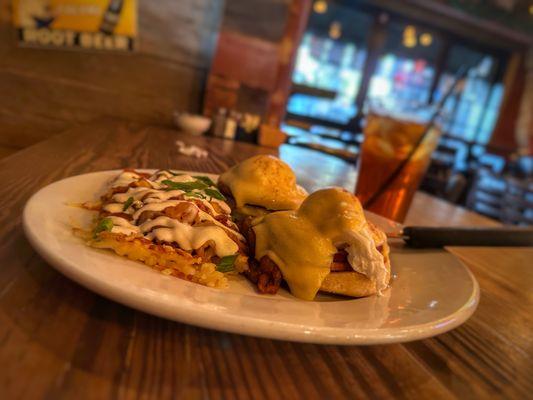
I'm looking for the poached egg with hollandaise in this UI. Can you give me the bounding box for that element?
[218,155,307,217]
[250,188,390,300]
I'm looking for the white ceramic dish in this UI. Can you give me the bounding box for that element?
[174,113,212,136]
[22,170,479,345]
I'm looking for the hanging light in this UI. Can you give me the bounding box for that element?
[329,21,342,40]
[403,36,417,48]
[313,0,328,14]
[403,25,417,47]
[404,25,416,37]
[420,33,433,46]
[403,25,417,48]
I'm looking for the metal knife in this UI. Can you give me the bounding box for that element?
[392,226,533,248]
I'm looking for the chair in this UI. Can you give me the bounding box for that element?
[477,153,506,174]
[466,167,532,225]
[465,168,506,221]
[502,178,533,225]
[421,138,467,202]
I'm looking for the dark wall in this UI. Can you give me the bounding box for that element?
[224,0,290,42]
[0,0,223,155]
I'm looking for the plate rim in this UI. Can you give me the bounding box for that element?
[22,169,480,345]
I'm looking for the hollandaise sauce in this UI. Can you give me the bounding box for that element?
[253,188,389,300]
[219,155,307,211]
[254,212,336,300]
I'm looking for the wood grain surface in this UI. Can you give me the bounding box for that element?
[0,119,531,400]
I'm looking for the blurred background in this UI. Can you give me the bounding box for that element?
[0,0,532,223]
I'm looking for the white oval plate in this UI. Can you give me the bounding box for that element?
[23,170,479,345]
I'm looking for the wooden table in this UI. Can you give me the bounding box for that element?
[1,120,531,399]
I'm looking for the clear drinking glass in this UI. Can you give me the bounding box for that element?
[355,108,441,222]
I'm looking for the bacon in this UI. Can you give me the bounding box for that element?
[243,236,386,294]
[101,211,133,221]
[190,199,209,213]
[164,203,247,254]
[214,213,229,224]
[130,179,152,188]
[228,232,248,254]
[330,251,352,272]
[214,214,238,231]
[163,203,199,224]
[195,240,216,262]
[101,186,128,202]
[211,202,225,214]
[244,256,283,294]
[240,222,280,293]
[123,168,151,179]
[137,210,163,225]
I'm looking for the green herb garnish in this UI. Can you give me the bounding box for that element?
[122,196,134,211]
[184,191,206,199]
[93,218,113,238]
[162,179,208,191]
[204,188,226,201]
[216,254,238,273]
[193,176,216,187]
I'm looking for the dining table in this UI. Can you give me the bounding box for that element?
[0,119,531,400]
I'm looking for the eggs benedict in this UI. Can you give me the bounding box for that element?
[218,155,307,218]
[243,188,390,300]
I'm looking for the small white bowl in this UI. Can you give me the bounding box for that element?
[174,113,212,136]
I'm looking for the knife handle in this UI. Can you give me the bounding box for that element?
[403,227,533,248]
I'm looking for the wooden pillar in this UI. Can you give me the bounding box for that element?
[265,0,312,127]
[516,49,533,155]
[488,51,525,154]
[428,39,450,104]
[348,12,388,130]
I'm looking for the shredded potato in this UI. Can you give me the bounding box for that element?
[88,231,228,288]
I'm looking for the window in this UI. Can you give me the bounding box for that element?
[477,84,503,144]
[289,32,363,123]
[368,22,441,109]
[286,2,506,145]
[436,46,503,144]
[368,55,435,106]
[287,3,373,124]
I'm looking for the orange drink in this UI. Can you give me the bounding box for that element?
[355,113,441,222]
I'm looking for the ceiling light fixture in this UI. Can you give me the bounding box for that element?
[329,21,342,39]
[313,0,328,14]
[420,33,433,46]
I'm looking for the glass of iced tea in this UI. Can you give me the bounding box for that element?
[355,111,441,222]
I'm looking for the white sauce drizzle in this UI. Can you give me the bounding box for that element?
[131,200,183,221]
[141,217,238,257]
[112,187,222,216]
[113,187,153,202]
[103,170,240,254]
[111,171,144,188]
[108,216,139,235]
[150,172,196,184]
[103,203,130,214]
[211,199,231,214]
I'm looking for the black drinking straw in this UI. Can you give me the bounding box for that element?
[362,66,469,209]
